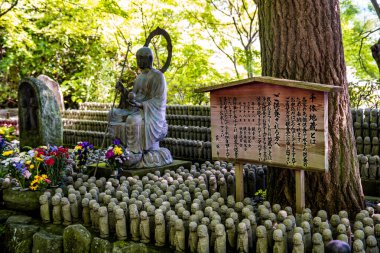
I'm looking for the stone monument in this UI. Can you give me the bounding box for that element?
[18,77,63,147]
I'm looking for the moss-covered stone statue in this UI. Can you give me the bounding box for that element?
[18,77,63,147]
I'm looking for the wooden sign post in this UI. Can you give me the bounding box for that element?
[196,76,341,209]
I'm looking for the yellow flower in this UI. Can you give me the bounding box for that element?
[0,129,4,135]
[30,185,38,191]
[74,145,82,150]
[36,157,43,162]
[25,161,31,165]
[113,147,123,156]
[29,165,35,169]
[2,150,14,156]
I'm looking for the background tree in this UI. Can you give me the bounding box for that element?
[256,0,364,215]
[186,0,260,79]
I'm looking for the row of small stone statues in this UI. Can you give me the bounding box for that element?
[160,138,212,162]
[356,136,380,156]
[62,119,108,132]
[358,154,380,180]
[62,110,108,121]
[78,102,211,116]
[352,108,380,140]
[37,160,380,252]
[63,129,113,148]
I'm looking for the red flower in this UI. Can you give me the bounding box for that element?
[44,178,51,184]
[58,147,69,158]
[45,158,55,166]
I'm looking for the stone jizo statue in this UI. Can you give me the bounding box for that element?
[154,212,166,247]
[175,219,186,253]
[115,208,127,241]
[292,233,304,253]
[189,221,198,253]
[52,195,62,225]
[68,193,79,223]
[81,198,91,227]
[98,206,109,239]
[140,210,150,243]
[39,194,50,223]
[61,197,72,226]
[273,229,285,253]
[256,225,268,253]
[312,233,324,253]
[237,222,249,253]
[108,46,172,168]
[197,224,210,253]
[214,223,226,253]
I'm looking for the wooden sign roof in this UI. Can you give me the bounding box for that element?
[195,76,342,93]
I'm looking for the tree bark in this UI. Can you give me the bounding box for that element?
[371,39,380,75]
[256,0,364,216]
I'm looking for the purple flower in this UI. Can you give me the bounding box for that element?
[50,146,58,152]
[113,138,121,145]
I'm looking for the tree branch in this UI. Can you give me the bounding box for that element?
[0,0,18,18]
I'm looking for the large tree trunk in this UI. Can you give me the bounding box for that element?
[256,0,364,216]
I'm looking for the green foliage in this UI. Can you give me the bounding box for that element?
[0,0,231,107]
[255,189,266,200]
[341,0,380,80]
[348,80,380,108]
[2,0,377,108]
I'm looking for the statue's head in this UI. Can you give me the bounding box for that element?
[136,47,154,70]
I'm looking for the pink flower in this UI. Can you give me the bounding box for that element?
[23,170,32,179]
[105,149,114,159]
[44,178,51,184]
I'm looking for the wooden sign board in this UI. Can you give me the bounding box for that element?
[196,77,342,173]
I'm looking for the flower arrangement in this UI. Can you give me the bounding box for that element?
[35,146,69,186]
[105,139,129,171]
[74,141,94,170]
[29,174,51,191]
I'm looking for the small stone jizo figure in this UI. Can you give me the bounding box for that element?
[292,233,304,253]
[130,204,140,241]
[256,225,268,253]
[188,221,198,253]
[273,229,285,253]
[52,195,62,225]
[61,197,72,226]
[98,206,109,239]
[140,210,150,243]
[115,208,127,241]
[39,194,50,223]
[175,219,186,253]
[214,223,226,253]
[197,224,210,253]
[155,212,166,247]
